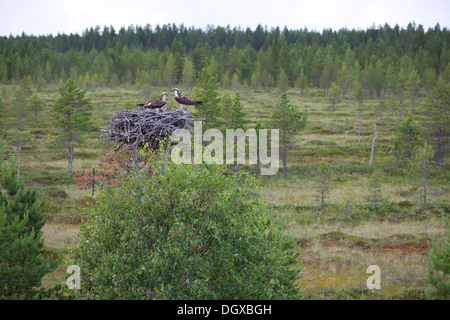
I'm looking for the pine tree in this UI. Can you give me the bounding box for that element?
[295,68,308,96]
[363,171,386,210]
[396,66,408,106]
[423,78,449,167]
[354,82,364,143]
[270,93,307,178]
[0,159,60,299]
[406,69,421,112]
[393,112,422,161]
[354,82,364,110]
[328,82,341,110]
[387,92,398,116]
[277,69,289,93]
[14,88,26,131]
[53,79,93,178]
[28,90,44,119]
[406,142,435,204]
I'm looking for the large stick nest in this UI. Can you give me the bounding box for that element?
[101,107,200,152]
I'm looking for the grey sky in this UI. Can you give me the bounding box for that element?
[0,0,449,36]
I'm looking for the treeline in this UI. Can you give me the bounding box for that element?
[0,22,449,99]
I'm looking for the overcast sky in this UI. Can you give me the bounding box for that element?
[0,0,449,36]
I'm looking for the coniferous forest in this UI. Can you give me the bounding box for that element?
[1,22,449,93]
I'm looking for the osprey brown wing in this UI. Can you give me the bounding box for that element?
[137,92,168,109]
[141,99,167,109]
[175,95,202,106]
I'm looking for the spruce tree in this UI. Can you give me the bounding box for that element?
[194,68,221,130]
[0,158,59,299]
[230,92,246,130]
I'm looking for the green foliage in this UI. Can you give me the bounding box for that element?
[406,142,435,204]
[0,158,60,299]
[28,90,44,118]
[277,69,289,92]
[295,68,308,96]
[393,112,422,161]
[387,92,398,115]
[0,89,4,135]
[422,78,449,167]
[0,23,447,96]
[425,216,449,300]
[14,87,26,130]
[338,184,369,221]
[6,129,33,149]
[53,79,93,146]
[328,82,342,110]
[271,93,308,178]
[221,90,233,128]
[363,171,386,210]
[53,79,93,177]
[75,152,302,300]
[406,68,420,111]
[230,92,246,130]
[194,68,222,130]
[353,82,364,109]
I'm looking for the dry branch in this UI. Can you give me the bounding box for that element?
[101,107,201,153]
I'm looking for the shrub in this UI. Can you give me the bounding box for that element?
[74,151,302,299]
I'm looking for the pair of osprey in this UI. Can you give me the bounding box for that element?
[137,88,202,110]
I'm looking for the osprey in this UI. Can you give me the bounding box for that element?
[137,92,168,109]
[172,88,202,109]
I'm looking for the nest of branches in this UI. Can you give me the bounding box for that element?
[101,107,200,153]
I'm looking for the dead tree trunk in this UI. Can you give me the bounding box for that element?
[370,124,377,167]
